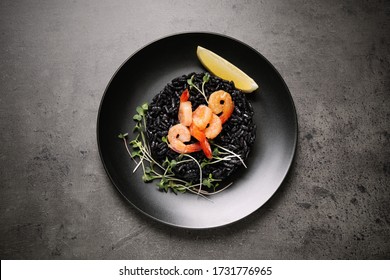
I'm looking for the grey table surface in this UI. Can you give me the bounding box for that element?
[1,0,389,260]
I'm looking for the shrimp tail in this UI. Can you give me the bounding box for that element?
[200,139,213,159]
[180,89,190,102]
[186,142,202,153]
[219,113,231,124]
[190,123,213,159]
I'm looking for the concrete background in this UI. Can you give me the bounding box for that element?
[0,0,389,259]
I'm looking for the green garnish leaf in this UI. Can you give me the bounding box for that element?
[130,140,141,148]
[187,75,195,89]
[130,151,140,158]
[142,173,154,182]
[118,133,128,139]
[133,124,141,132]
[136,106,144,116]
[212,147,220,156]
[203,72,210,83]
[161,136,168,144]
[202,178,211,188]
[141,103,148,110]
[133,114,142,121]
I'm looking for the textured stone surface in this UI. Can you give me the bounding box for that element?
[0,0,389,259]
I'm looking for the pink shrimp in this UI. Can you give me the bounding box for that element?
[178,89,192,126]
[204,113,222,139]
[208,90,234,124]
[178,102,192,127]
[192,105,213,130]
[167,124,201,154]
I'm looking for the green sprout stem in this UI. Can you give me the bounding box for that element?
[188,74,209,103]
[213,144,247,168]
[181,153,203,194]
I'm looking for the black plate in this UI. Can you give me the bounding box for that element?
[97,32,297,229]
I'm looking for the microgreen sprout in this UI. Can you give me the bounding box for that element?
[187,73,210,103]
[200,145,247,170]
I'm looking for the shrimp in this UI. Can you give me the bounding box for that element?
[192,105,213,130]
[178,101,192,126]
[178,89,192,126]
[190,123,213,159]
[204,113,222,139]
[168,124,201,154]
[208,90,234,124]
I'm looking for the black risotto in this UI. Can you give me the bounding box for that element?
[146,73,256,184]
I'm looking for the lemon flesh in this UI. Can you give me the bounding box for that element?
[196,46,259,93]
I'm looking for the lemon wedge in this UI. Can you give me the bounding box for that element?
[196,46,259,93]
